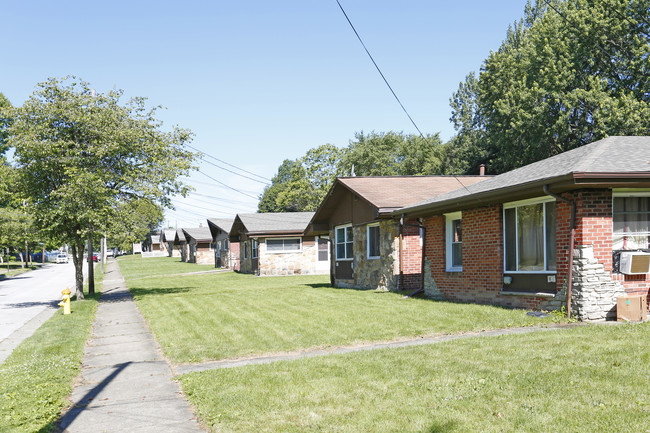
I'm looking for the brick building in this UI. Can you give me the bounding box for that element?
[207,218,239,270]
[182,227,214,265]
[399,136,650,320]
[308,176,488,291]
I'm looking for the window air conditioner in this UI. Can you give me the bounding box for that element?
[619,252,650,275]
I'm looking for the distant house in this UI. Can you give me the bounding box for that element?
[207,218,238,270]
[150,235,162,252]
[308,176,489,291]
[174,229,189,262]
[182,227,214,265]
[398,136,650,321]
[230,212,328,276]
[161,229,177,257]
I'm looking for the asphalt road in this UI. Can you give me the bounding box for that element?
[0,261,78,363]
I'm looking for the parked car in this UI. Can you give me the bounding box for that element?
[86,253,99,262]
[56,253,69,264]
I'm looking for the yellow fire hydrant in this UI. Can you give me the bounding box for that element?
[59,287,71,315]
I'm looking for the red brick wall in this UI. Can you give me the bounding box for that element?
[423,190,650,311]
[401,223,422,290]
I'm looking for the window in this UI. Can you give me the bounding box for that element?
[317,237,329,261]
[504,198,556,272]
[335,224,353,260]
[224,239,229,250]
[266,238,301,253]
[445,212,462,271]
[367,224,380,259]
[613,194,650,250]
[243,242,248,260]
[252,239,258,259]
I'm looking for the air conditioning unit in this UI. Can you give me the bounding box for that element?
[619,252,650,275]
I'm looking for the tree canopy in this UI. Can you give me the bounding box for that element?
[449,0,650,174]
[5,77,197,297]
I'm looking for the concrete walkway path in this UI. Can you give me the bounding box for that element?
[58,260,204,433]
[173,322,585,375]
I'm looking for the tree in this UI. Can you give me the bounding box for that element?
[342,131,445,176]
[258,144,346,212]
[448,0,650,174]
[6,77,196,299]
[108,198,164,251]
[0,92,11,157]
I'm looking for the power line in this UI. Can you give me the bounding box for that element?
[187,144,273,182]
[198,170,260,200]
[335,0,426,138]
[200,157,271,185]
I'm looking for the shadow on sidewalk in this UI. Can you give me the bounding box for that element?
[55,362,131,431]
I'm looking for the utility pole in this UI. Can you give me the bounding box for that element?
[88,233,95,296]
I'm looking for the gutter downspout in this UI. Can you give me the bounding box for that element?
[399,215,404,290]
[543,184,575,319]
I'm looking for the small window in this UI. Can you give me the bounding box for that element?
[445,212,462,271]
[266,238,302,253]
[335,224,353,260]
[243,242,248,260]
[318,237,329,261]
[367,224,380,259]
[252,239,258,259]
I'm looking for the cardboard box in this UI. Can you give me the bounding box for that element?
[617,295,648,322]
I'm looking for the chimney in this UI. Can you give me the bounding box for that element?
[479,164,486,176]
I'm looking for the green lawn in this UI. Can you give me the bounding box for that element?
[0,263,42,279]
[180,322,650,433]
[117,255,215,280]
[118,257,560,363]
[0,265,103,433]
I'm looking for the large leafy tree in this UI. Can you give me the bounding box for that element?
[6,77,196,298]
[449,0,650,174]
[342,131,445,176]
[258,144,346,212]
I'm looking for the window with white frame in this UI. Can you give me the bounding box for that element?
[445,212,463,271]
[367,224,380,259]
[504,198,556,272]
[335,224,353,260]
[266,238,301,253]
[613,193,650,250]
[252,239,258,258]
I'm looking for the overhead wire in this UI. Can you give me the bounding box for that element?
[186,143,272,182]
[335,0,426,139]
[198,170,260,200]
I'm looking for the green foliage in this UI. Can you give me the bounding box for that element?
[0,92,12,157]
[5,76,197,296]
[259,132,447,212]
[448,0,650,174]
[258,144,346,212]
[342,131,444,176]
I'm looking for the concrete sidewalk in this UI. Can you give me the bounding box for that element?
[58,260,204,433]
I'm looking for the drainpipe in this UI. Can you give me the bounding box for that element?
[399,215,404,290]
[419,218,426,291]
[543,184,575,319]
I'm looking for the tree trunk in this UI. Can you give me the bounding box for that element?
[71,242,85,300]
[18,251,25,269]
[88,236,95,296]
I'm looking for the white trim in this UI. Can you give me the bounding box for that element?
[335,224,353,261]
[366,223,380,260]
[612,189,650,196]
[503,196,555,209]
[265,237,302,253]
[445,212,463,272]
[252,239,258,259]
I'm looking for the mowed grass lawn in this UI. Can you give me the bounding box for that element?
[180,323,650,433]
[117,256,560,363]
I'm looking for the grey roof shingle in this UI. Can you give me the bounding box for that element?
[235,212,314,235]
[207,218,234,234]
[181,227,213,243]
[400,136,650,215]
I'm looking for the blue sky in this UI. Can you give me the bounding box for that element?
[2,0,529,227]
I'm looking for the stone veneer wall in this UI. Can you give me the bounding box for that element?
[542,245,626,321]
[258,238,327,276]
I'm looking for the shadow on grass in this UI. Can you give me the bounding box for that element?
[129,286,193,298]
[427,420,459,432]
